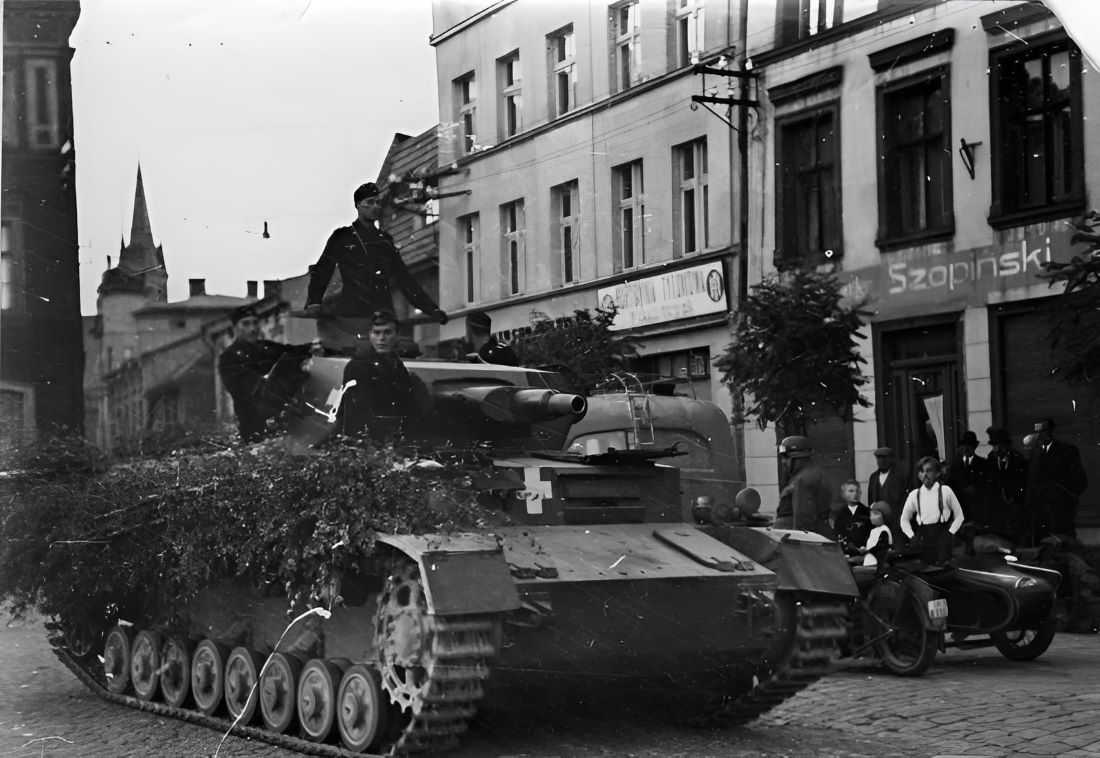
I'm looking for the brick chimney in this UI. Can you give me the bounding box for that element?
[263,280,280,299]
[246,280,258,299]
[189,278,206,297]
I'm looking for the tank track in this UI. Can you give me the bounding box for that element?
[47,613,499,756]
[716,594,849,725]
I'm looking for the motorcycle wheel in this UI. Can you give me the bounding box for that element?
[871,591,940,677]
[991,613,1056,662]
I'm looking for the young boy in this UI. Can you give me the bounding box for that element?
[834,479,872,556]
[899,456,965,564]
[860,501,893,566]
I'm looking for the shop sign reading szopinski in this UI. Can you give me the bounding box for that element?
[598,261,727,331]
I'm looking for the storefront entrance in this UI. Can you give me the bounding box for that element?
[876,317,964,474]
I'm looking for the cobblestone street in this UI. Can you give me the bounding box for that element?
[2,610,1098,758]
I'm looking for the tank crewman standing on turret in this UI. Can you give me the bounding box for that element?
[338,310,423,441]
[218,305,321,443]
[775,436,834,536]
[304,182,448,351]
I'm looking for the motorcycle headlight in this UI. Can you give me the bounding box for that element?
[1015,577,1038,590]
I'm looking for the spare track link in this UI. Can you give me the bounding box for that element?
[719,595,848,725]
[48,613,499,756]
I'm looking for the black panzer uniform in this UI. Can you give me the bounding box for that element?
[218,339,314,442]
[306,221,440,317]
[338,347,423,441]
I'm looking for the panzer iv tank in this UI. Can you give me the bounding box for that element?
[53,355,857,755]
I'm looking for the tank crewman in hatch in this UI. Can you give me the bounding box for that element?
[338,310,423,441]
[304,182,448,350]
[775,436,834,536]
[218,305,322,443]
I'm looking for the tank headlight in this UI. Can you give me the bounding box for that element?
[1015,577,1038,589]
[1004,554,1018,563]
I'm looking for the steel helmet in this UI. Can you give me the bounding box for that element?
[778,435,813,458]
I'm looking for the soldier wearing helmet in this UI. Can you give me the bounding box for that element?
[775,435,835,536]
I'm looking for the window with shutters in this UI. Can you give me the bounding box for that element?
[24,58,60,150]
[674,0,705,67]
[876,68,953,248]
[459,213,480,304]
[610,1,641,93]
[612,160,645,270]
[552,180,580,285]
[454,72,477,155]
[497,51,522,139]
[547,25,576,118]
[500,200,525,296]
[775,103,841,266]
[673,138,709,256]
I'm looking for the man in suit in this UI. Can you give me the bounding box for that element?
[867,447,909,541]
[1027,418,1088,540]
[985,426,1028,540]
[946,430,990,528]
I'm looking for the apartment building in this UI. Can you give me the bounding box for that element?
[430,0,742,415]
[742,0,1100,522]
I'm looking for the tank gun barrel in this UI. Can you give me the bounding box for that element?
[434,385,587,425]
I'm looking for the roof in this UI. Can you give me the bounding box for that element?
[133,294,252,317]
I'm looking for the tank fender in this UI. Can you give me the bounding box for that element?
[376,533,521,616]
[707,526,859,598]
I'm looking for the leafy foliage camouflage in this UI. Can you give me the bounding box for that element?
[715,264,872,431]
[1039,210,1100,392]
[0,434,503,626]
[511,306,639,393]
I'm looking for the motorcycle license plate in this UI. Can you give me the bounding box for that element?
[928,599,949,619]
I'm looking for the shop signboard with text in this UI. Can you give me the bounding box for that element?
[598,261,728,331]
[840,221,1079,314]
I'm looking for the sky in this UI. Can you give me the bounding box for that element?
[70,0,441,315]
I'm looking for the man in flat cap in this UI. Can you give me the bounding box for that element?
[1026,417,1088,540]
[218,305,321,443]
[305,182,447,350]
[985,426,1028,540]
[867,446,909,540]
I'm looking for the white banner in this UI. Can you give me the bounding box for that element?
[598,261,728,331]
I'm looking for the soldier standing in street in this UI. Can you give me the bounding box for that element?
[218,305,321,443]
[304,182,448,350]
[775,436,834,536]
[1027,418,1088,540]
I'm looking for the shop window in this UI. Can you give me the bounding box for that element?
[497,51,521,139]
[547,25,576,118]
[612,160,645,271]
[989,34,1084,226]
[877,68,953,248]
[611,1,641,92]
[552,180,580,285]
[673,138,709,256]
[775,103,841,266]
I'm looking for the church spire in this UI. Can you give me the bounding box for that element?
[107,164,167,301]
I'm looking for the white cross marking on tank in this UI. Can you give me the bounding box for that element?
[519,467,552,515]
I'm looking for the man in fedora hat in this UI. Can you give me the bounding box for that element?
[946,430,990,527]
[218,305,322,442]
[304,182,448,349]
[867,446,909,540]
[1026,417,1088,539]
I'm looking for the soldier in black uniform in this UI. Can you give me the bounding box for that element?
[218,305,320,443]
[304,182,448,347]
[338,310,423,442]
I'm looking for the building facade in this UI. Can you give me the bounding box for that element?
[1,0,84,457]
[742,0,1100,523]
[430,0,744,429]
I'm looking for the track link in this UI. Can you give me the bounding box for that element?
[718,594,849,724]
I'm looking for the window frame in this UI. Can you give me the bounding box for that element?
[675,0,706,68]
[672,138,709,257]
[547,25,576,119]
[988,32,1085,229]
[551,180,581,286]
[23,57,60,150]
[1,221,20,312]
[774,101,843,267]
[875,66,955,250]
[497,51,522,140]
[776,0,843,47]
[500,200,526,297]
[610,1,641,93]
[0,382,36,443]
[612,160,646,272]
[459,213,480,304]
[453,71,477,155]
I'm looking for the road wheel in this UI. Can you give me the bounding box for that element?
[102,625,134,695]
[336,663,388,753]
[260,652,302,733]
[297,658,347,742]
[870,591,940,677]
[159,636,192,707]
[224,647,265,724]
[992,613,1056,661]
[129,630,162,701]
[191,639,229,715]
